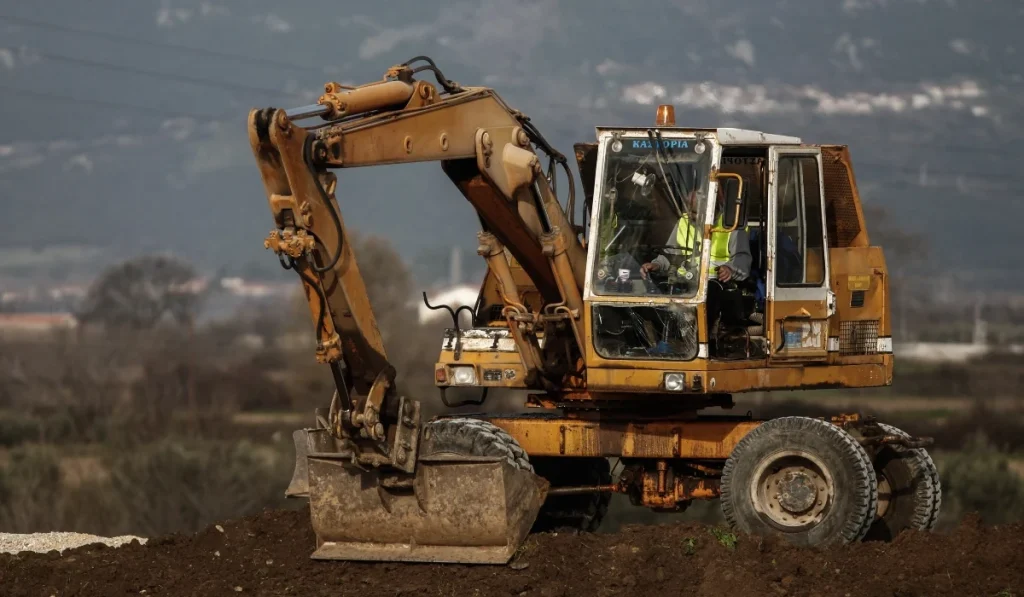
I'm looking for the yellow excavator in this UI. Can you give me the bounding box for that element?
[247,57,940,564]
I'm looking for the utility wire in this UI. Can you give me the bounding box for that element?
[6,14,1019,155]
[844,139,1019,161]
[1,78,1021,188]
[0,84,225,120]
[0,13,325,74]
[35,50,295,97]
[6,11,1020,152]
[0,95,1018,191]
[852,157,1023,185]
[0,85,1018,185]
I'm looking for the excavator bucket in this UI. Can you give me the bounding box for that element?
[288,428,549,564]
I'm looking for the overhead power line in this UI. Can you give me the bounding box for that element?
[36,50,294,97]
[852,156,1024,185]
[0,13,325,74]
[0,84,219,120]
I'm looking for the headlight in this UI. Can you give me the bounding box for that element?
[664,372,686,392]
[451,366,477,386]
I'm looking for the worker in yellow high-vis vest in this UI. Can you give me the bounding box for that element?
[640,185,752,352]
[640,186,752,284]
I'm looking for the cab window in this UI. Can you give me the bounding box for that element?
[776,156,825,287]
[591,136,712,298]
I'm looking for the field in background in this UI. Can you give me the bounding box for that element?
[3,237,1024,537]
[4,327,1024,538]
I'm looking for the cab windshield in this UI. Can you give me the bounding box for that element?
[591,134,712,298]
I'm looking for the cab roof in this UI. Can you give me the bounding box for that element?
[595,127,802,146]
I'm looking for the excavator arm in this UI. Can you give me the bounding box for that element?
[247,58,587,473]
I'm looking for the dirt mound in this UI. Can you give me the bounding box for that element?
[1,507,1022,597]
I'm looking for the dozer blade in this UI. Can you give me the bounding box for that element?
[285,429,311,498]
[305,447,549,564]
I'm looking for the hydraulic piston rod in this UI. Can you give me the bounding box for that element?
[285,80,416,122]
[285,104,331,120]
[546,484,622,497]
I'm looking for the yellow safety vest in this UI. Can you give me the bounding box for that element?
[674,214,745,277]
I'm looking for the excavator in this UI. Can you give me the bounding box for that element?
[247,57,940,564]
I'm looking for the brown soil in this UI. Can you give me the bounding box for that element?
[1,507,1022,597]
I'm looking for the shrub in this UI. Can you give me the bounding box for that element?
[937,432,1024,526]
[0,415,40,447]
[0,438,298,536]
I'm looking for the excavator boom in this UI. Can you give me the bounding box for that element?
[247,58,586,562]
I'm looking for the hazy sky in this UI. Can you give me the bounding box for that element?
[1,0,1021,286]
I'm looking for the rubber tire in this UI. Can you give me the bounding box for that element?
[721,416,878,547]
[531,457,612,532]
[864,423,942,540]
[419,417,533,472]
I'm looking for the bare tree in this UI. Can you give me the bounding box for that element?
[861,204,928,266]
[77,254,206,330]
[862,204,931,340]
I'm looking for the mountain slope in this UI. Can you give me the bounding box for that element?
[0,0,1021,287]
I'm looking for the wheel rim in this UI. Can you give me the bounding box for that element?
[875,473,892,519]
[749,450,835,531]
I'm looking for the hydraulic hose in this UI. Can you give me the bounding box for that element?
[302,136,345,274]
[401,55,463,94]
[518,114,578,230]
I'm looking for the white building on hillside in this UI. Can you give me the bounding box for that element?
[0,313,78,339]
[895,300,1024,363]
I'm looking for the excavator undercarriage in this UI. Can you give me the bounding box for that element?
[248,57,939,564]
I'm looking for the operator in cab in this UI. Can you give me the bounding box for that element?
[640,183,752,345]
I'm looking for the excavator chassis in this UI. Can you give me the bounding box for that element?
[283,410,760,564]
[285,410,937,563]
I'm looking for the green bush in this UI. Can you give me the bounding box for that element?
[103,438,296,536]
[0,414,40,447]
[0,438,298,536]
[937,432,1024,526]
[0,444,66,532]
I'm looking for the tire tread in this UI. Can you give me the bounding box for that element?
[423,417,533,472]
[875,422,942,532]
[721,416,877,544]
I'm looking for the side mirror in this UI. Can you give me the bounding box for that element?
[717,173,748,232]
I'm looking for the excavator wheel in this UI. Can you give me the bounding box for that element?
[530,457,612,533]
[421,417,534,472]
[720,416,878,547]
[864,423,942,541]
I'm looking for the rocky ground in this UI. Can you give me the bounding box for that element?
[0,532,147,555]
[1,506,1022,597]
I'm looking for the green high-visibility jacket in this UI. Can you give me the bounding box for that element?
[665,213,751,280]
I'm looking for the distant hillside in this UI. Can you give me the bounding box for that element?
[1,0,1021,288]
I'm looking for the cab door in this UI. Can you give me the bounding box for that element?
[766,147,835,363]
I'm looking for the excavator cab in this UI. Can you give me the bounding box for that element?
[573,119,855,376]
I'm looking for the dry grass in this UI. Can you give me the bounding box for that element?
[3,238,1024,537]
